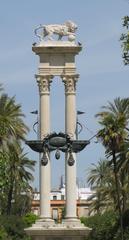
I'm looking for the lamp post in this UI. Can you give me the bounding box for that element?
[76,111,85,140]
[30,110,38,134]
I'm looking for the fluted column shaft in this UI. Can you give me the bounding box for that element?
[62,74,79,220]
[36,75,53,219]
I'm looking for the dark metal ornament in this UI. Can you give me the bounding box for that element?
[68,152,75,166]
[55,149,60,160]
[41,152,48,166]
[26,132,90,165]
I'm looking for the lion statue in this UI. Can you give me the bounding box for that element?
[34,21,77,41]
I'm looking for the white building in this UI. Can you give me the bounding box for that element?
[33,186,94,201]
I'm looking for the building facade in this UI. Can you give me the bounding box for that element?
[32,186,94,222]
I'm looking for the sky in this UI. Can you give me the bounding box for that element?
[0,0,129,190]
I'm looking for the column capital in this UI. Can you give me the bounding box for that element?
[61,74,79,95]
[35,74,53,95]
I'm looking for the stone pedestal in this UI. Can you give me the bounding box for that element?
[32,41,81,76]
[25,224,91,240]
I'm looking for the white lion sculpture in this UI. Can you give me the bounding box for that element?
[34,21,77,41]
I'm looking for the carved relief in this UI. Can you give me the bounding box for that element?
[62,75,79,94]
[36,75,53,94]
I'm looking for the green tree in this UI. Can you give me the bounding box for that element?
[0,90,35,216]
[81,210,129,240]
[120,16,129,65]
[81,211,118,240]
[87,159,116,214]
[4,146,35,215]
[87,159,109,187]
[0,94,28,150]
[96,97,129,240]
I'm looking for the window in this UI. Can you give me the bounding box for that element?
[61,195,64,200]
[53,195,57,200]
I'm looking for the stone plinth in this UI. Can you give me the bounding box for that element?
[32,41,82,76]
[25,223,91,240]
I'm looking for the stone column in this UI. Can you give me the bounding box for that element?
[36,74,53,221]
[62,74,79,222]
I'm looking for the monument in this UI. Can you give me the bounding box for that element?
[25,21,91,240]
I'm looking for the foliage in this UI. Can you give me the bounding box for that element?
[81,210,129,240]
[120,16,129,65]
[0,213,37,240]
[0,226,9,240]
[87,98,129,239]
[0,86,35,216]
[61,207,66,220]
[23,212,39,226]
[0,94,29,149]
[114,227,129,240]
[0,146,35,215]
[81,211,118,240]
[94,98,129,210]
[0,215,27,240]
[87,159,115,214]
[11,194,32,216]
[0,82,36,238]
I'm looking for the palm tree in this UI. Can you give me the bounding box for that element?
[96,97,129,240]
[0,92,35,215]
[116,142,129,213]
[87,159,109,187]
[0,94,29,149]
[6,144,35,215]
[87,159,115,214]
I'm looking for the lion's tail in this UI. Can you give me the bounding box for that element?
[43,26,48,38]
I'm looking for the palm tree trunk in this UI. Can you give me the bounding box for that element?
[121,171,126,213]
[112,150,124,240]
[6,179,14,215]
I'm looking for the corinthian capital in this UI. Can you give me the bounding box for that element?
[62,74,79,94]
[36,75,53,95]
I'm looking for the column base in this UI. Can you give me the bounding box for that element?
[63,218,85,228]
[32,218,55,228]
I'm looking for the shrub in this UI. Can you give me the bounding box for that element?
[23,212,39,226]
[0,226,9,240]
[0,215,27,240]
[81,211,118,240]
[113,209,129,240]
[0,213,37,240]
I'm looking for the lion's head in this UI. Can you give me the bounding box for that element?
[65,21,78,33]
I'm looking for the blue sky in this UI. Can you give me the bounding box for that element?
[0,0,129,189]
